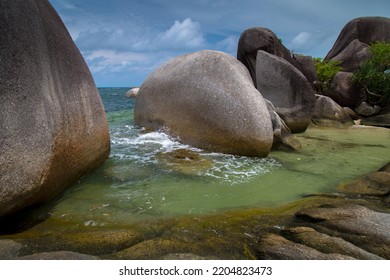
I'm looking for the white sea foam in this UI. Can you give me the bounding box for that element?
[109,126,281,184]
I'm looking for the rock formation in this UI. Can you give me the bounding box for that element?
[324,17,390,118]
[325,17,390,62]
[237,27,316,86]
[134,50,274,157]
[312,95,354,127]
[0,0,110,217]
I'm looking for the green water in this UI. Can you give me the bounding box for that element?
[46,97,389,229]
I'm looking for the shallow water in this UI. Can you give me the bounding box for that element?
[42,88,390,229]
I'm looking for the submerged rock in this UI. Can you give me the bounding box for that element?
[156,149,213,175]
[0,0,110,217]
[135,50,273,157]
[338,171,390,196]
[256,50,316,133]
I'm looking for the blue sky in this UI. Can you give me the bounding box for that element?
[49,0,390,87]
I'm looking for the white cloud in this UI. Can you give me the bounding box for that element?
[292,31,311,47]
[49,0,390,86]
[215,35,238,55]
[85,50,149,73]
[155,18,205,50]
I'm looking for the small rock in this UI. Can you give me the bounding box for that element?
[354,102,381,117]
[125,87,139,98]
[379,162,390,173]
[361,113,390,128]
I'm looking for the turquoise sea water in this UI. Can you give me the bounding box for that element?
[43,87,390,228]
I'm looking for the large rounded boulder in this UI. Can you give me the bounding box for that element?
[0,0,110,217]
[134,50,274,157]
[255,50,316,133]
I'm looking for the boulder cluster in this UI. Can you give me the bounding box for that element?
[324,17,390,119]
[135,16,390,157]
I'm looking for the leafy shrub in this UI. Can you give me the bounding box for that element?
[313,58,343,93]
[352,42,390,106]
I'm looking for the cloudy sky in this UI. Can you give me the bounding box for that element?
[49,0,390,87]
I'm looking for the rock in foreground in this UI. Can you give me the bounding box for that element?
[0,0,110,217]
[135,50,274,157]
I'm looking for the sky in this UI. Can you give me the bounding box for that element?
[49,0,390,87]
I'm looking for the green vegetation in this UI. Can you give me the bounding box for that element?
[352,42,390,106]
[313,58,343,93]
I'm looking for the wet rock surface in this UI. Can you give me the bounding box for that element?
[282,227,382,260]
[19,251,99,260]
[0,239,22,260]
[257,233,355,260]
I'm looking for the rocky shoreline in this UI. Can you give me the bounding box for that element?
[1,161,389,260]
[1,1,389,260]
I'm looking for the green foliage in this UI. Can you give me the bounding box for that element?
[313,58,343,93]
[352,42,390,106]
